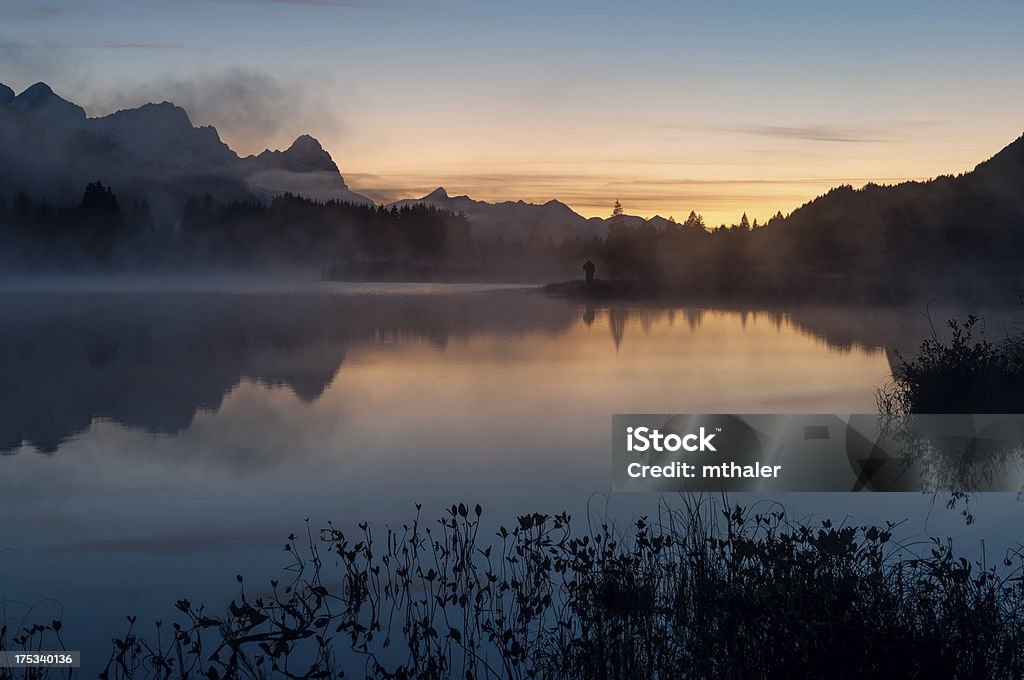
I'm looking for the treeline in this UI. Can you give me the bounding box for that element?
[0,184,476,272]
[558,183,1024,303]
[180,192,472,267]
[0,182,155,266]
[0,182,576,280]
[4,172,1024,298]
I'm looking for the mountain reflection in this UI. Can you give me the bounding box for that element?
[0,289,574,453]
[2,287,1013,456]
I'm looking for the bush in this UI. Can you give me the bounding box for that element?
[878,315,1024,414]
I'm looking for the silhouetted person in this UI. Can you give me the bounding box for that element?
[583,260,595,283]
[582,304,595,326]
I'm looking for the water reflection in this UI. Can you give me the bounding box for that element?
[3,289,1012,457]
[1,284,1021,672]
[5,287,1019,458]
[0,290,573,453]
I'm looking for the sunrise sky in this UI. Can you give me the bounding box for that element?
[3,0,1023,225]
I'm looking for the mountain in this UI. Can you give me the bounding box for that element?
[389,187,593,241]
[242,134,366,203]
[0,82,371,223]
[388,187,679,242]
[10,82,87,126]
[90,101,237,168]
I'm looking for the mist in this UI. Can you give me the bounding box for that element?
[81,68,341,156]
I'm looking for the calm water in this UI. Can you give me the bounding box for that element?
[1,281,1022,671]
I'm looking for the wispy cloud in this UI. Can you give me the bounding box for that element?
[0,3,91,20]
[198,0,414,11]
[84,68,339,156]
[253,0,385,6]
[731,124,888,143]
[89,40,185,50]
[78,40,187,50]
[0,38,185,50]
[655,120,944,144]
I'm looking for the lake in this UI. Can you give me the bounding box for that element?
[1,279,1021,673]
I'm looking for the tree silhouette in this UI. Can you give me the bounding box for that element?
[609,198,625,233]
[682,211,705,230]
[80,181,121,218]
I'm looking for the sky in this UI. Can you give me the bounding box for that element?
[2,0,1023,224]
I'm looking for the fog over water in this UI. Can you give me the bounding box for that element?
[1,279,1021,672]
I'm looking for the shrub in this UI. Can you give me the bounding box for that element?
[878,315,1024,414]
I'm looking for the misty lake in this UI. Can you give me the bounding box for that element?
[1,279,1022,671]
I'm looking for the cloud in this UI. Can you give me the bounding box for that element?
[0,38,184,50]
[85,40,185,49]
[252,0,386,6]
[83,68,340,156]
[732,124,887,143]
[0,3,91,20]
[199,0,413,10]
[655,120,944,144]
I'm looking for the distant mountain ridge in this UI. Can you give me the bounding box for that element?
[0,82,371,222]
[388,187,682,242]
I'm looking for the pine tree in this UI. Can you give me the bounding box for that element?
[608,198,627,237]
[80,181,120,218]
[683,211,705,230]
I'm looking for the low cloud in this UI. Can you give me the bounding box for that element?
[84,68,341,156]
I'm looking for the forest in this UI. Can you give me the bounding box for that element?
[2,173,1022,302]
[0,184,472,274]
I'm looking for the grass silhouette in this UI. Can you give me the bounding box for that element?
[5,498,1024,679]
